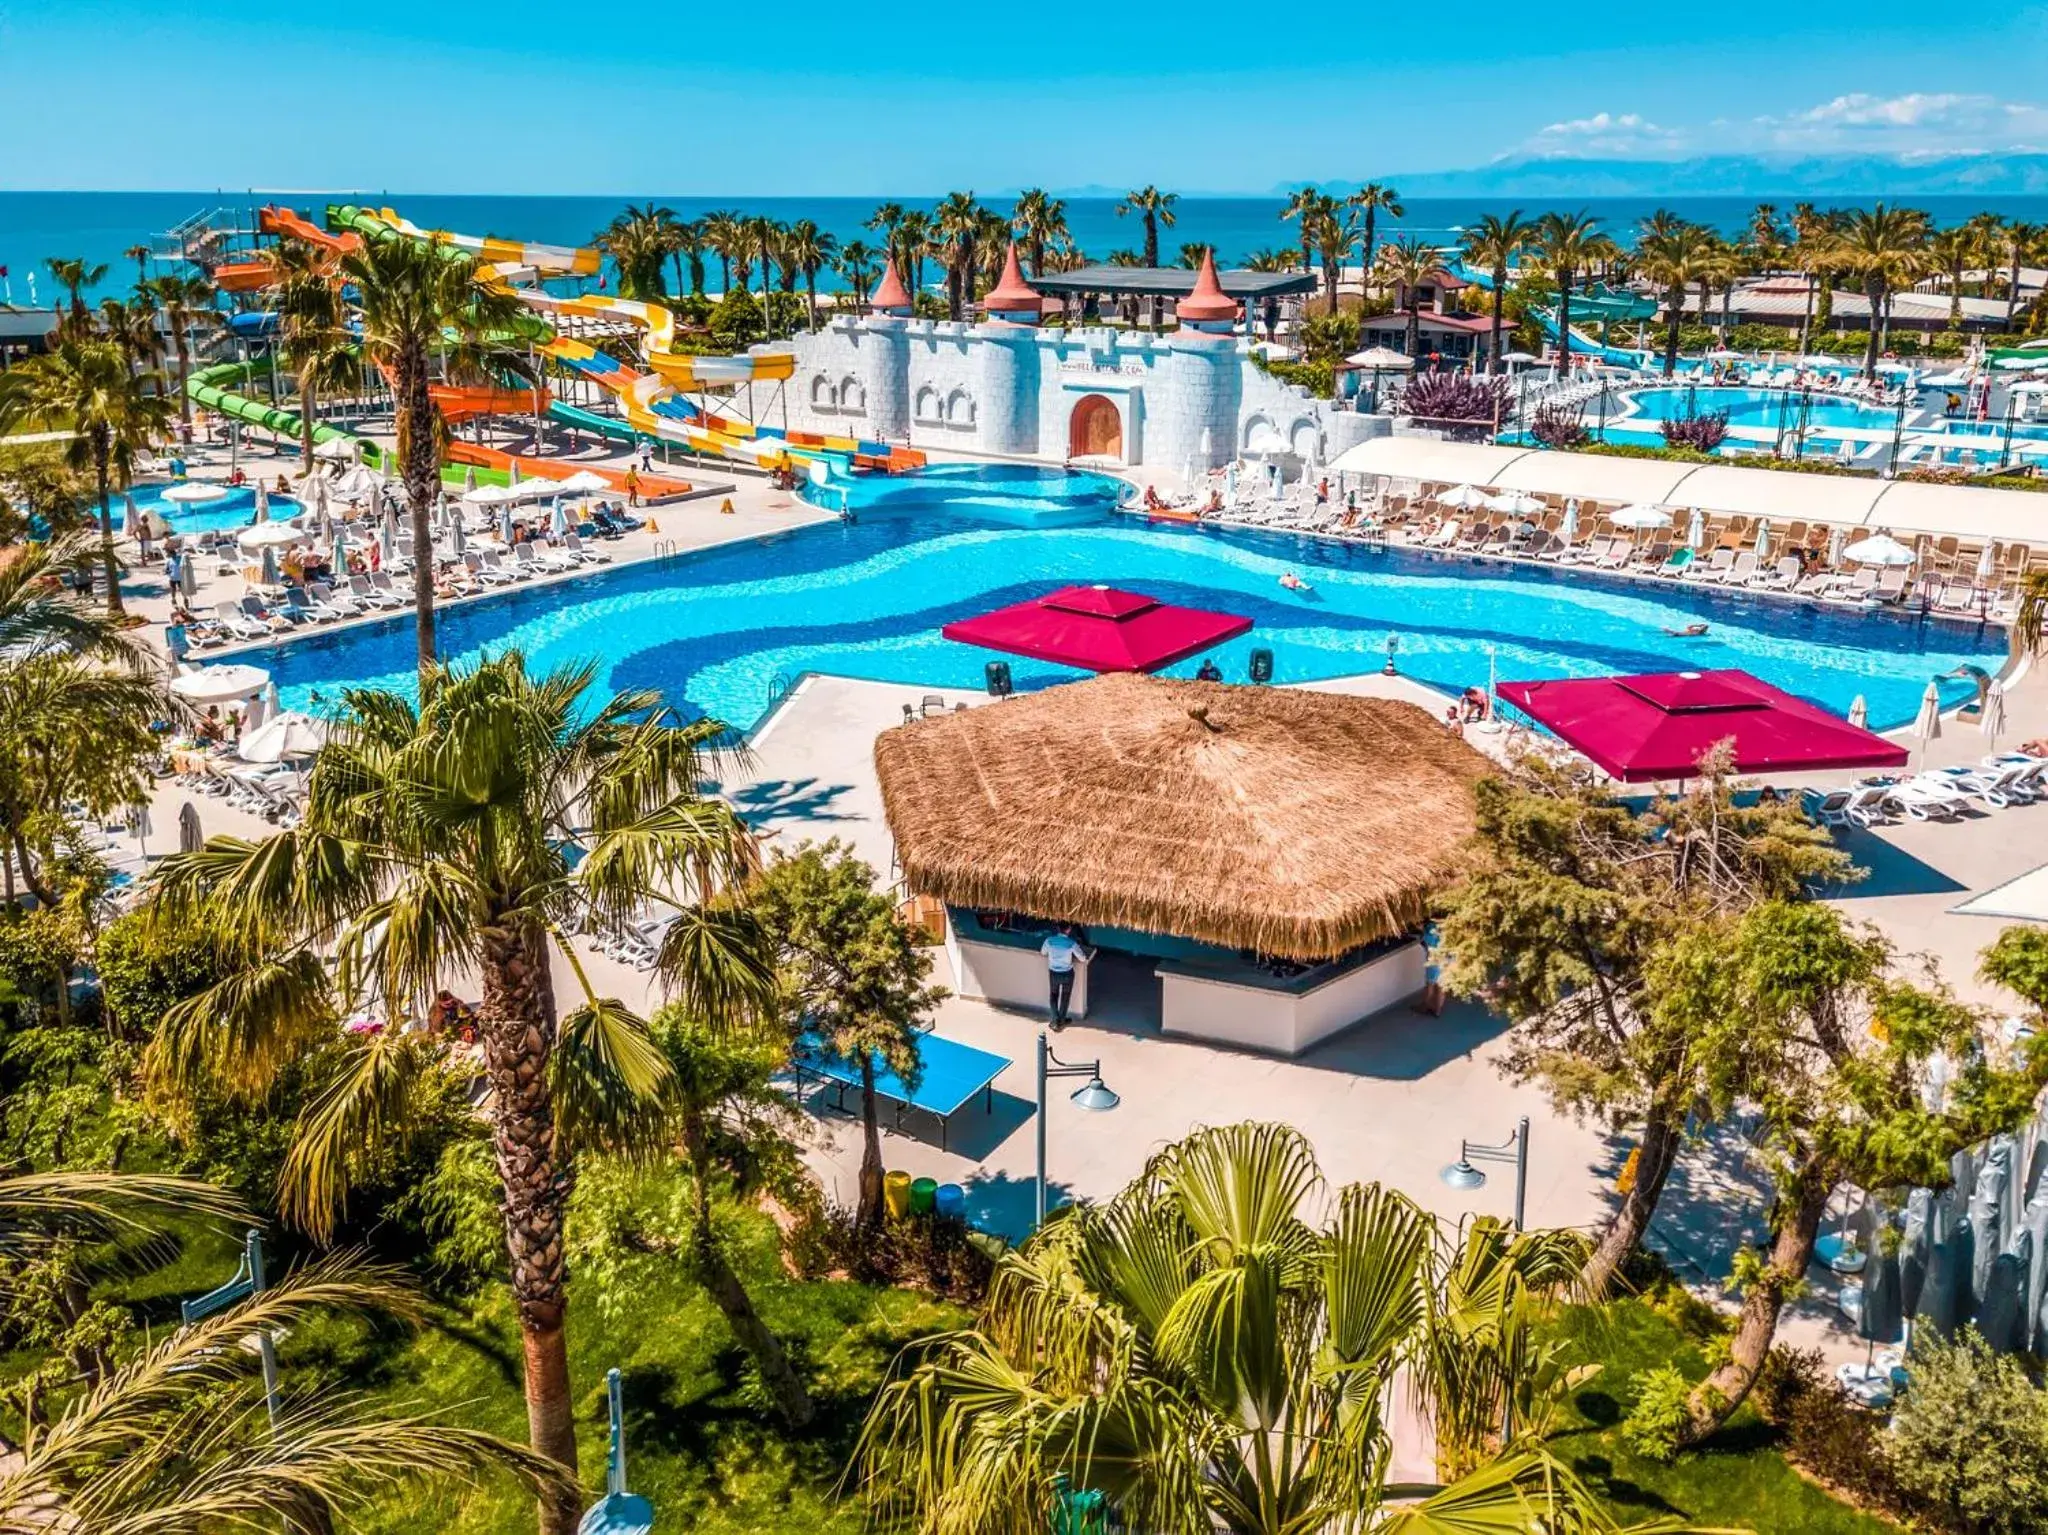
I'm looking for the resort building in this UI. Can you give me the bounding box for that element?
[1356,266,1495,364]
[768,250,1349,472]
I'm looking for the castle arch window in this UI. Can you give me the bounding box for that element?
[1241,414,1277,452]
[913,385,943,424]
[838,375,865,413]
[810,373,835,410]
[945,389,976,427]
[1289,421,1321,460]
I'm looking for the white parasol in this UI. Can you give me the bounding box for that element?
[238,711,329,763]
[1487,489,1545,515]
[169,663,271,704]
[1976,542,1999,582]
[1848,695,1869,729]
[253,484,270,524]
[1610,504,1671,530]
[1435,483,1489,510]
[499,504,516,545]
[163,481,229,504]
[550,500,570,539]
[1685,507,1705,550]
[1754,519,1772,562]
[1842,533,1916,567]
[1912,680,1943,764]
[237,522,302,550]
[552,469,611,495]
[314,437,355,461]
[1828,525,1847,567]
[1981,679,2007,746]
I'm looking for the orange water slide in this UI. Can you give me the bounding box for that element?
[213,206,365,291]
[444,441,694,501]
[430,384,553,423]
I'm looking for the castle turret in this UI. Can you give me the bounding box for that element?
[981,243,1044,327]
[1175,249,1239,335]
[862,257,914,439]
[975,247,1040,454]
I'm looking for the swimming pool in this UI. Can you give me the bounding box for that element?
[814,463,1130,527]
[131,483,300,536]
[240,509,2001,736]
[1624,386,1907,436]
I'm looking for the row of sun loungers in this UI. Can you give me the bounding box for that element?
[1807,754,2048,827]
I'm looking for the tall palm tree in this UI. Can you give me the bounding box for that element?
[341,232,521,669]
[1011,188,1071,277]
[783,219,837,330]
[1242,247,1301,273]
[1837,203,1931,375]
[123,241,153,288]
[672,217,707,296]
[1531,210,1604,375]
[0,336,170,618]
[1278,188,1331,280]
[1634,211,1712,377]
[1349,181,1405,290]
[852,1122,1635,1535]
[836,240,880,308]
[900,209,933,299]
[1789,205,1837,355]
[597,201,680,298]
[264,238,358,471]
[144,272,219,427]
[701,209,744,296]
[1375,236,1437,359]
[1461,210,1532,372]
[1745,203,1783,267]
[866,202,907,283]
[1930,224,1980,330]
[2003,220,2040,329]
[98,293,164,378]
[142,653,771,1535]
[1312,203,1360,315]
[1117,186,1179,326]
[744,216,784,334]
[44,256,106,329]
[934,192,984,321]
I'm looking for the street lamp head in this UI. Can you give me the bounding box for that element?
[1070,1075,1120,1112]
[1440,1157,1487,1192]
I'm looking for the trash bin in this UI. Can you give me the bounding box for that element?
[909,1177,938,1215]
[934,1183,965,1220]
[884,1170,912,1219]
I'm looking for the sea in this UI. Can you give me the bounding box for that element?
[10,190,2048,304]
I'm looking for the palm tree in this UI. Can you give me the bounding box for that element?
[836,240,880,308]
[1634,211,1712,377]
[1461,211,1532,373]
[142,272,218,427]
[1313,203,1360,315]
[44,256,106,329]
[741,216,784,334]
[597,201,680,298]
[1117,186,1179,326]
[0,1199,566,1528]
[2015,569,2048,657]
[934,191,984,321]
[1279,188,1335,293]
[783,218,837,330]
[1349,181,1405,291]
[0,336,171,618]
[1837,203,1931,376]
[2003,220,2040,329]
[702,209,744,295]
[1531,210,1604,375]
[1789,205,1837,355]
[1105,249,1145,324]
[1242,247,1301,273]
[1374,236,1437,359]
[900,209,933,299]
[866,201,906,280]
[1011,188,1071,277]
[1746,203,1784,267]
[142,653,769,1535]
[98,293,164,378]
[341,231,521,669]
[1931,224,1980,330]
[123,241,152,288]
[672,217,707,296]
[852,1122,1637,1535]
[264,238,358,471]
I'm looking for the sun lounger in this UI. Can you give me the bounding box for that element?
[284,586,340,623]
[1805,784,1890,828]
[1927,761,2038,808]
[1711,551,1759,585]
[1870,568,1910,604]
[1682,549,1734,583]
[482,550,530,582]
[1657,547,1694,577]
[370,570,412,607]
[349,574,404,610]
[1418,520,1461,549]
[309,580,359,617]
[212,601,267,641]
[1884,777,1971,820]
[463,552,516,588]
[1747,555,1801,591]
[563,533,610,565]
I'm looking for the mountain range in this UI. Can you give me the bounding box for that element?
[1282,154,2048,200]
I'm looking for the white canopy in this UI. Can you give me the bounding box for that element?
[169,663,271,703]
[238,711,329,763]
[1841,533,1916,566]
[1434,483,1490,510]
[464,481,535,505]
[313,437,356,461]
[1344,347,1413,370]
[1245,427,1292,457]
[1610,504,1672,529]
[162,481,229,504]
[237,522,303,550]
[1486,489,1545,515]
[550,469,612,494]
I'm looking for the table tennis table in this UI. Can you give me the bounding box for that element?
[790,1029,1011,1151]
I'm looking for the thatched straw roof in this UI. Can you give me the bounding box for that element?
[874,674,1491,962]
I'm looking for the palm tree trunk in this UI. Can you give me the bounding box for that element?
[478,922,582,1535]
[1679,1160,1830,1446]
[2008,241,2023,329]
[171,323,194,428]
[1556,275,1574,376]
[299,377,318,474]
[93,448,125,619]
[1583,1088,1684,1296]
[395,347,439,670]
[1363,211,1378,295]
[682,1106,814,1427]
[1406,308,1420,360]
[1799,274,1815,356]
[1663,292,1682,377]
[1863,284,1886,378]
[857,1056,885,1229]
[1490,278,1506,375]
[804,272,819,332]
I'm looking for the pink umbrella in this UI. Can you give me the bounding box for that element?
[941,585,1252,674]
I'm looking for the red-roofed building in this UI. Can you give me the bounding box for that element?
[870,259,914,317]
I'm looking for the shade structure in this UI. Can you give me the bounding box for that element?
[163,481,229,504]
[169,663,271,704]
[238,522,301,550]
[875,673,1492,961]
[941,585,1251,675]
[1495,668,1909,782]
[1842,533,1916,566]
[238,711,329,763]
[553,469,612,494]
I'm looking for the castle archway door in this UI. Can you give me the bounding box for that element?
[1068,393,1123,461]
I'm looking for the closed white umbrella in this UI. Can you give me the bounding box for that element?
[1828,525,1847,567]
[366,478,384,525]
[1913,680,1943,764]
[1848,695,1869,729]
[1685,507,1705,550]
[550,500,570,539]
[1754,519,1772,562]
[450,512,467,557]
[1558,501,1578,545]
[463,466,478,493]
[1610,504,1671,529]
[499,504,515,545]
[1976,542,1999,583]
[122,492,142,537]
[1842,533,1916,567]
[1224,464,1238,500]
[330,520,350,570]
[178,556,198,599]
[1982,679,2007,746]
[238,711,329,763]
[170,662,270,704]
[508,462,521,486]
[378,519,396,567]
[253,484,270,524]
[259,544,279,586]
[1435,483,1489,510]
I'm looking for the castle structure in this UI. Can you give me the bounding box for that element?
[762,247,1348,474]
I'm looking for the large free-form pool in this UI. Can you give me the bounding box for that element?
[239,477,2001,736]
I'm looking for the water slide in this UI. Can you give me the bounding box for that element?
[213,206,365,292]
[1533,307,1650,368]
[326,204,923,476]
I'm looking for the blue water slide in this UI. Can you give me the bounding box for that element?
[1533,308,1648,367]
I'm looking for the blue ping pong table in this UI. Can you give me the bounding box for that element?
[792,1030,1011,1151]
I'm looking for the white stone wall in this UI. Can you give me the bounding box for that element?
[761,318,1331,470]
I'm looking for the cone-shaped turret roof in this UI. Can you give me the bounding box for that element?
[1176,249,1238,325]
[982,242,1043,321]
[870,258,913,314]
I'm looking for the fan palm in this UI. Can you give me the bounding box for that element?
[1531,211,1605,374]
[340,231,523,669]
[748,216,785,334]
[1244,247,1301,273]
[1350,182,1405,288]
[783,219,838,330]
[1011,189,1071,277]
[2013,570,2048,656]
[837,241,881,308]
[1788,206,1839,354]
[1375,236,1438,359]
[0,335,172,618]
[1118,186,1179,325]
[701,209,745,295]
[1930,225,1978,331]
[672,217,707,296]
[266,237,360,472]
[935,192,985,321]
[1461,211,1532,373]
[1,1246,569,1530]
[901,209,934,298]
[44,257,106,329]
[1634,212,1713,377]
[97,294,164,379]
[143,272,218,426]
[123,242,153,288]
[852,1122,1664,1535]
[2002,220,2041,329]
[0,531,144,664]
[597,201,679,299]
[1279,189,1335,287]
[1314,204,1361,315]
[1836,203,1931,376]
[138,652,769,1535]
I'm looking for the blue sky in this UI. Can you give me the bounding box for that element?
[4,0,2046,192]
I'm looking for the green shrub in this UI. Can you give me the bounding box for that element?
[1891,1328,2048,1534]
[95,911,229,1040]
[1619,1364,1693,1462]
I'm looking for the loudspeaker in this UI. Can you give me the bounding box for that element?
[985,660,1013,697]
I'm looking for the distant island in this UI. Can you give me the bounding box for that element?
[1283,153,2048,200]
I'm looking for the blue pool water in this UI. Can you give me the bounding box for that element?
[131,483,301,536]
[1624,386,1905,434]
[239,500,2001,736]
[818,463,1130,528]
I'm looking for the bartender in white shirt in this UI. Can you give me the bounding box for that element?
[1039,924,1095,1030]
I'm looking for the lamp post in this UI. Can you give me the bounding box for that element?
[1036,1030,1119,1229]
[1439,1115,1531,1231]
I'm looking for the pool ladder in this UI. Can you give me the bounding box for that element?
[650,538,680,559]
[763,671,798,716]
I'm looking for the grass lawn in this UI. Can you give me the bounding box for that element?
[281,1199,963,1535]
[1545,1298,1898,1534]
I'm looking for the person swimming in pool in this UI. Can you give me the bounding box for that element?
[1279,571,1312,592]
[1664,622,1710,637]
